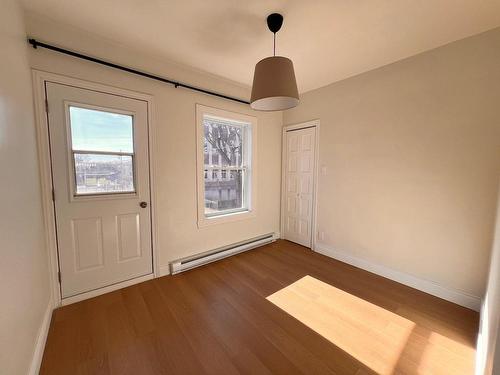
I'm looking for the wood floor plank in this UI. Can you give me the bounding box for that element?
[154,275,242,375]
[175,272,294,375]
[209,259,369,375]
[186,263,334,375]
[140,281,207,374]
[40,240,478,375]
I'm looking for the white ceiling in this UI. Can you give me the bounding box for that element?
[21,0,500,93]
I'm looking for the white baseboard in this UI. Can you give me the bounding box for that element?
[28,299,53,375]
[159,264,171,277]
[314,243,481,311]
[62,274,154,306]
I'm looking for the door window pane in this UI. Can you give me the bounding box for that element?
[74,154,134,195]
[70,106,133,153]
[69,105,136,196]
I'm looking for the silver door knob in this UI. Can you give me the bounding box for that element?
[139,201,148,208]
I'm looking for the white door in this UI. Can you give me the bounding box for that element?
[46,82,153,298]
[283,126,316,247]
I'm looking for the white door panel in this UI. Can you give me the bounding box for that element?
[71,217,104,271]
[116,213,142,262]
[301,133,314,150]
[46,82,153,298]
[283,127,316,248]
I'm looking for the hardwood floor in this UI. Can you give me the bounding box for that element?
[40,240,479,375]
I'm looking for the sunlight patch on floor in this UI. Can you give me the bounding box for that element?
[267,275,415,375]
[267,275,476,375]
[414,331,476,374]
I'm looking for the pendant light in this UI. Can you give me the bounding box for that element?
[250,13,299,111]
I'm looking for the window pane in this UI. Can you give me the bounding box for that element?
[74,153,134,195]
[203,116,245,167]
[205,169,243,214]
[70,106,133,153]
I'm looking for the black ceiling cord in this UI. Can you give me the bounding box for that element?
[27,38,250,105]
[274,33,276,56]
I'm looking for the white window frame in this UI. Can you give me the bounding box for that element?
[196,104,257,227]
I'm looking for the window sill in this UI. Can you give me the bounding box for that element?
[197,209,256,228]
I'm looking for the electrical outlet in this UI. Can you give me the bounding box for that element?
[318,231,325,241]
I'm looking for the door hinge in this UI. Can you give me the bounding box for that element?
[45,99,49,113]
[51,188,55,201]
[57,271,61,283]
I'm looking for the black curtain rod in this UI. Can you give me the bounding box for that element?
[27,38,250,105]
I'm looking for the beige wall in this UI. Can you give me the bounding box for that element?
[284,28,500,298]
[0,1,51,374]
[25,12,283,269]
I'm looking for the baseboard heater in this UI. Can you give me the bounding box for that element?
[169,233,276,274]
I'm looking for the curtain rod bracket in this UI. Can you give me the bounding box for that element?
[28,38,38,49]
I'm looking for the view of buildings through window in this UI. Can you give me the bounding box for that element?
[74,154,134,194]
[203,116,250,216]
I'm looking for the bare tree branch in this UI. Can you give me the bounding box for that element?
[204,121,241,165]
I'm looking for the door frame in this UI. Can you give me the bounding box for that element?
[32,70,160,306]
[280,120,320,250]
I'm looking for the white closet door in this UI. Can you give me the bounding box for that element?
[283,126,316,247]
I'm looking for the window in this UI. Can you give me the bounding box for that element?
[69,106,135,195]
[196,105,257,226]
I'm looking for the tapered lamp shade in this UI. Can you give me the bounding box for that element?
[250,56,299,111]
